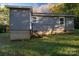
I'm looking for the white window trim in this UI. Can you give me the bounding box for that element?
[59,17,65,27]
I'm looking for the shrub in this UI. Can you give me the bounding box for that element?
[0,24,9,33]
[0,24,4,33]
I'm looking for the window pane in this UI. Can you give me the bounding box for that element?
[60,18,64,24]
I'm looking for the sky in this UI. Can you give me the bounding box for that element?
[0,3,47,7]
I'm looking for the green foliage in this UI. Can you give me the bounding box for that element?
[0,24,4,33]
[0,6,9,25]
[63,3,79,14]
[49,4,64,14]
[0,24,9,33]
[0,6,9,33]
[49,3,79,14]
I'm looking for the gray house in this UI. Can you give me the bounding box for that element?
[32,13,75,36]
[7,6,75,39]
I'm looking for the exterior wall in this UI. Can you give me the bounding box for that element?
[65,17,74,31]
[32,16,57,30]
[53,17,65,34]
[10,9,30,31]
[32,16,63,36]
[10,8,31,40]
[32,16,74,36]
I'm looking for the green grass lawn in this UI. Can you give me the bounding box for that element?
[0,30,79,56]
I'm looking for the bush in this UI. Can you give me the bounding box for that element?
[0,24,4,33]
[6,25,10,32]
[74,17,79,29]
[0,24,9,33]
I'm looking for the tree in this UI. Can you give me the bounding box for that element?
[49,3,64,14]
[0,6,9,25]
[0,6,9,32]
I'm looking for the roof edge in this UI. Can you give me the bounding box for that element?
[5,5,32,9]
[33,13,76,17]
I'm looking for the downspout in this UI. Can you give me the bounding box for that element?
[29,10,32,39]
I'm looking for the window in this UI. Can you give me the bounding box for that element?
[59,17,65,25]
[32,16,39,23]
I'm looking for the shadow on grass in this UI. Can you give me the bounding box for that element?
[0,33,79,56]
[2,39,78,56]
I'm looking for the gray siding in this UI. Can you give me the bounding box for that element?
[32,17,57,31]
[65,17,74,31]
[10,9,30,31]
[32,16,74,35]
[10,8,31,40]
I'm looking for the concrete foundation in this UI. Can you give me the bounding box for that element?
[10,31,30,40]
